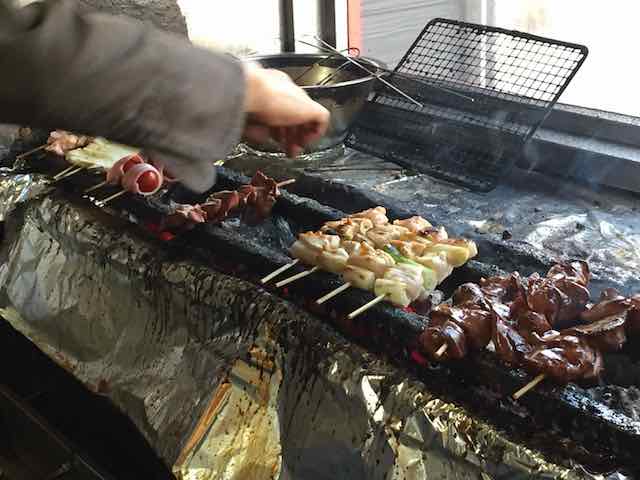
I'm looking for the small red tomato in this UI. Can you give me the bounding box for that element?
[137,171,159,193]
[123,154,144,172]
[159,231,175,241]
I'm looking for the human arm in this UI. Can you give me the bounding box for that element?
[0,0,328,191]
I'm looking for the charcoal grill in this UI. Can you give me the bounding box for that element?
[5,15,640,480]
[0,155,634,476]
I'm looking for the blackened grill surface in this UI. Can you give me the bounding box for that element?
[8,157,640,475]
[346,18,588,191]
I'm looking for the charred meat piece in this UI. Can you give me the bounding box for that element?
[430,304,493,351]
[162,204,208,230]
[419,320,467,360]
[553,278,591,327]
[580,297,631,324]
[523,331,603,383]
[45,130,94,156]
[516,310,552,336]
[526,277,590,329]
[568,314,627,353]
[547,260,590,287]
[628,295,640,336]
[479,272,525,304]
[452,283,489,309]
[492,316,533,366]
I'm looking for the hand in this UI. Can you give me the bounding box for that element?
[242,62,330,157]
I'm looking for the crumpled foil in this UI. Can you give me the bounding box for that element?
[0,179,631,479]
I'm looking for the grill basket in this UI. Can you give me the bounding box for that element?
[345,18,588,191]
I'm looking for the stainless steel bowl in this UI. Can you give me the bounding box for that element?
[245,53,381,154]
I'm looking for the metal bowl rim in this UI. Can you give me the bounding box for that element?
[244,53,383,90]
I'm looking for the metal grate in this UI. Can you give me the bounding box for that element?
[346,18,588,191]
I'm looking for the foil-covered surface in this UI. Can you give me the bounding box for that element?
[0,175,628,479]
[0,170,50,221]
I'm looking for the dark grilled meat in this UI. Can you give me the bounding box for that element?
[523,331,603,383]
[568,315,627,352]
[419,320,467,360]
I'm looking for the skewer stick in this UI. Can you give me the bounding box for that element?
[52,165,76,180]
[316,282,352,305]
[97,190,126,206]
[275,266,319,288]
[261,259,299,284]
[84,180,108,194]
[512,373,546,400]
[435,344,448,357]
[276,179,296,188]
[53,166,84,181]
[16,144,46,160]
[348,294,387,320]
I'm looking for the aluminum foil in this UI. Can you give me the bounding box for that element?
[0,176,629,479]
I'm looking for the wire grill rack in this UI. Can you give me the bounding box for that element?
[345,18,588,191]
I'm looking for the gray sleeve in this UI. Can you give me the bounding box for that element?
[0,0,247,191]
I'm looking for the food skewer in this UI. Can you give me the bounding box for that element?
[16,144,46,160]
[97,190,127,206]
[52,165,77,180]
[53,166,85,182]
[348,294,387,320]
[84,180,108,194]
[261,259,299,284]
[275,266,319,288]
[316,282,352,305]
[512,373,546,400]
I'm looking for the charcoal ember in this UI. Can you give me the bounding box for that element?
[492,316,533,366]
[581,297,632,324]
[523,331,603,383]
[547,260,591,287]
[568,314,627,353]
[588,386,640,422]
[430,304,493,351]
[419,319,467,360]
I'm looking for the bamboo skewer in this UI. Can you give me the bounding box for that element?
[316,282,352,305]
[348,294,387,320]
[84,180,108,194]
[276,179,296,188]
[261,259,299,284]
[275,266,319,288]
[16,144,46,160]
[512,373,546,400]
[435,344,448,357]
[97,190,126,206]
[53,166,84,181]
[52,165,76,180]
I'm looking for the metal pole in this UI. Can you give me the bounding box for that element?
[279,0,295,52]
[318,0,337,48]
